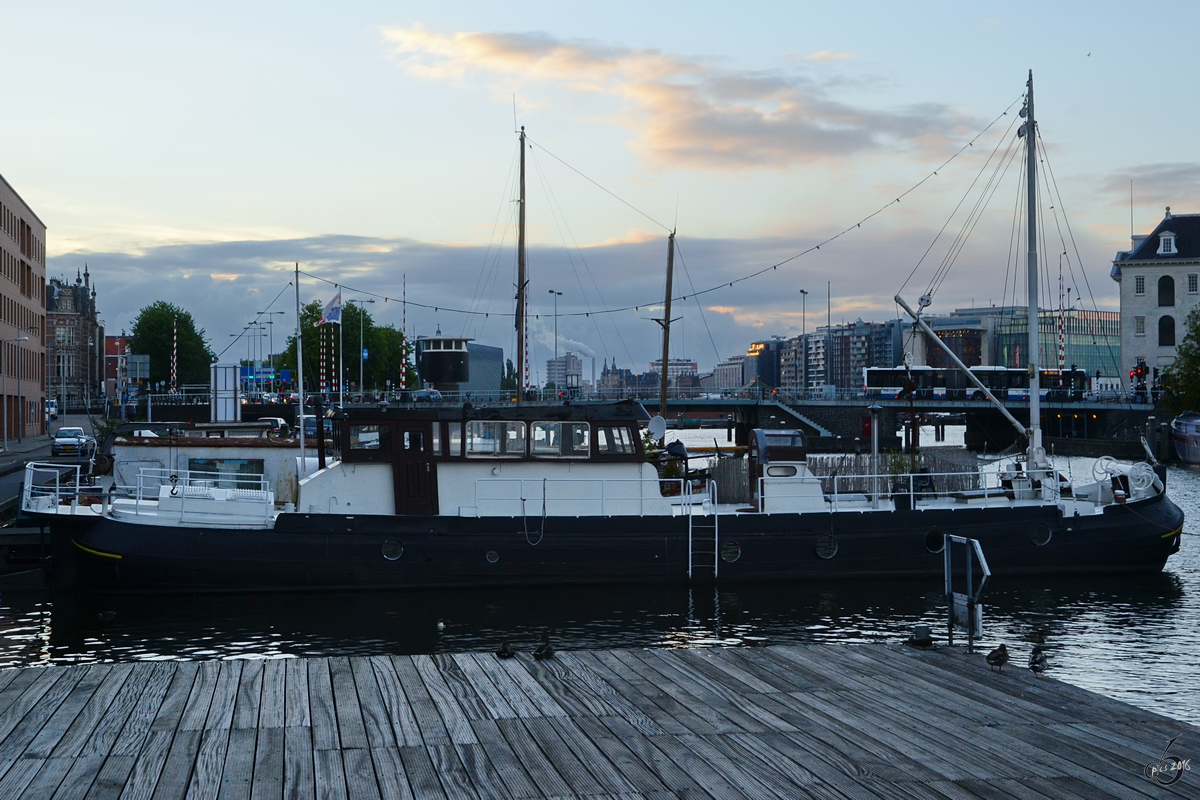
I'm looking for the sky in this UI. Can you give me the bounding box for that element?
[4,1,1199,379]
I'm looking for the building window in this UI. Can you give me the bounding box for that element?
[1159,233,1177,255]
[1159,276,1175,306]
[1189,274,1198,294]
[1135,275,1145,296]
[1135,316,1145,336]
[1159,316,1176,347]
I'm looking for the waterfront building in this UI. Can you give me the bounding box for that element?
[712,355,745,391]
[992,310,1121,379]
[0,174,48,438]
[47,267,105,407]
[648,357,698,388]
[462,343,503,396]
[1111,207,1200,389]
[546,352,583,391]
[744,339,784,388]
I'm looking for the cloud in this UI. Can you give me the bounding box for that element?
[1100,163,1200,208]
[382,27,973,170]
[804,51,857,62]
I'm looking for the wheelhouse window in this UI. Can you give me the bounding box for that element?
[531,421,590,458]
[596,425,636,455]
[349,424,389,451]
[466,420,526,457]
[447,423,462,456]
[186,458,264,489]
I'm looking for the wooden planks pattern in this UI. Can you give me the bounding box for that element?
[0,645,1194,799]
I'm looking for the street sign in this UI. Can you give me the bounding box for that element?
[362,349,368,360]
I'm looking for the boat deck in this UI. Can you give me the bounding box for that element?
[0,643,1193,798]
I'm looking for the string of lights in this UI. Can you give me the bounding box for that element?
[297,95,1022,321]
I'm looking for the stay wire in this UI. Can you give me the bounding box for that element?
[214,280,294,361]
[673,240,723,363]
[299,97,1023,321]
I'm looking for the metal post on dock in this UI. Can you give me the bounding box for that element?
[944,535,990,653]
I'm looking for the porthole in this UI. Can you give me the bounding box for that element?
[815,533,838,559]
[1029,522,1052,547]
[925,528,945,554]
[486,550,500,564]
[381,539,403,561]
[766,465,797,477]
[720,541,741,563]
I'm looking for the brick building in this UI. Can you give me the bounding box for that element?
[47,267,105,407]
[0,174,48,438]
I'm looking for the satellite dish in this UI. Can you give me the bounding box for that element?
[648,415,667,440]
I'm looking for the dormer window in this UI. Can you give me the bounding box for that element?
[1159,231,1177,255]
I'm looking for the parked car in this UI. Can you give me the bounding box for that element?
[412,388,443,403]
[47,399,59,420]
[52,427,96,457]
[300,415,334,439]
[258,417,290,437]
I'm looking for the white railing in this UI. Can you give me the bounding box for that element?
[22,462,98,513]
[132,468,273,523]
[820,469,1012,510]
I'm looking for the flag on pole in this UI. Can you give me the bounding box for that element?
[318,291,342,325]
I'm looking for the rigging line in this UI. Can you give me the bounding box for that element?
[528,146,631,365]
[673,240,723,363]
[462,147,520,337]
[1000,143,1025,322]
[523,135,672,233]
[927,132,1024,299]
[296,98,1025,323]
[1037,130,1123,377]
[213,280,294,361]
[916,113,1023,297]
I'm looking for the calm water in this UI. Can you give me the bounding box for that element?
[1,429,1197,725]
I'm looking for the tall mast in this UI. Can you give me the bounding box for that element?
[657,232,676,434]
[1024,71,1043,463]
[516,127,527,407]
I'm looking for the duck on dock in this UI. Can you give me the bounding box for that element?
[496,642,516,659]
[986,644,1009,672]
[534,633,555,660]
[1029,646,1048,678]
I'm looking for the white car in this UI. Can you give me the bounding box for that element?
[52,427,96,457]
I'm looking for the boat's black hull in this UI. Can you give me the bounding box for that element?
[37,491,1184,593]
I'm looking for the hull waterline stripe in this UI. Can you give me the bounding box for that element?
[1162,527,1182,539]
[72,539,123,560]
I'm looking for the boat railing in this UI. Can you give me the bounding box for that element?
[818,469,1008,510]
[126,467,274,522]
[22,462,107,513]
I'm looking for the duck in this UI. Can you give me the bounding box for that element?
[1029,646,1048,678]
[985,644,1009,672]
[496,642,516,659]
[436,619,446,632]
[534,633,555,661]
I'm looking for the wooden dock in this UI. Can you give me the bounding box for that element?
[0,643,1195,798]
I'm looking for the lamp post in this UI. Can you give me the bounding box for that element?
[348,299,374,397]
[2,336,29,450]
[87,338,94,411]
[548,289,562,389]
[257,310,286,394]
[799,289,808,397]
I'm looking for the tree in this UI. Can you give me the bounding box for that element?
[501,359,518,391]
[1160,306,1200,415]
[130,302,214,386]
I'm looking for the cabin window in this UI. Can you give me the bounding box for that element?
[466,420,526,457]
[186,458,264,489]
[349,424,389,451]
[596,425,636,455]
[531,421,590,458]
[1159,276,1175,306]
[402,430,424,451]
[431,424,441,455]
[766,465,798,477]
[447,423,462,457]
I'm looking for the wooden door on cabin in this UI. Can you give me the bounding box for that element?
[391,424,437,515]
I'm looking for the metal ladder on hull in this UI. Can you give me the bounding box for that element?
[687,480,719,581]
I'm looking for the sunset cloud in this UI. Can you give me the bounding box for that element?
[1101,163,1200,209]
[382,27,973,170]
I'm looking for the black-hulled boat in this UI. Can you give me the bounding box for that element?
[19,74,1184,592]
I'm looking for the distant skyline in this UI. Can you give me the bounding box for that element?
[4,2,1198,375]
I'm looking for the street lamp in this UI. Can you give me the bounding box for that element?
[799,289,808,397]
[256,311,286,393]
[347,299,374,398]
[548,290,562,389]
[2,336,29,451]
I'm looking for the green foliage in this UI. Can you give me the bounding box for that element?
[1160,306,1200,416]
[129,302,214,386]
[278,299,417,392]
[501,359,518,391]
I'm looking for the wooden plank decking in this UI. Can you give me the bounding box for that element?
[0,643,1195,798]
